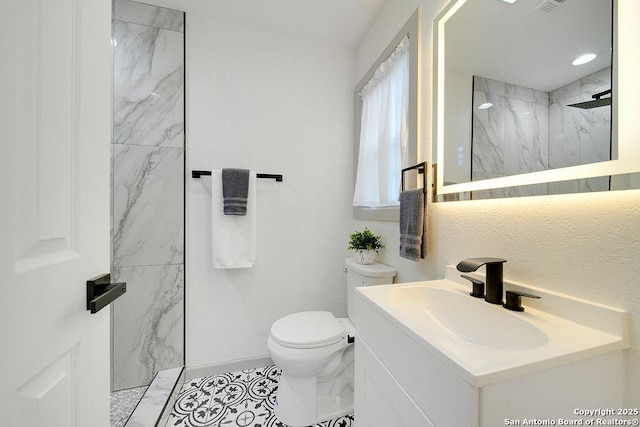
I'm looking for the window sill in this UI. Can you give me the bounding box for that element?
[354,205,399,222]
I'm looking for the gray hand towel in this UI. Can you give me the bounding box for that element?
[399,189,425,261]
[222,168,250,215]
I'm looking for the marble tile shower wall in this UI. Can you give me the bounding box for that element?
[111,0,184,391]
[472,69,611,198]
[472,76,550,194]
[547,67,611,194]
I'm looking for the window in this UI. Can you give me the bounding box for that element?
[353,8,421,221]
[353,36,410,208]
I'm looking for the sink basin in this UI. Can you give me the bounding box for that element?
[355,268,629,423]
[355,266,628,387]
[388,286,548,350]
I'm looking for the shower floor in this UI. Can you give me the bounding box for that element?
[170,365,354,427]
[110,386,148,427]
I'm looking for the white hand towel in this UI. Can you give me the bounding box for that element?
[211,170,257,268]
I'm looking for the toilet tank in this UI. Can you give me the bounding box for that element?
[345,257,396,321]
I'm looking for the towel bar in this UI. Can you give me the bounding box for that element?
[401,162,427,193]
[401,162,438,198]
[192,170,283,182]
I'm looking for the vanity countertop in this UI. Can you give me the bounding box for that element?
[356,265,629,387]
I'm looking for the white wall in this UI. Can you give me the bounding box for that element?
[356,0,640,406]
[138,0,640,405]
[176,4,356,370]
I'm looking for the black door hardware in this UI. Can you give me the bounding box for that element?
[86,273,126,314]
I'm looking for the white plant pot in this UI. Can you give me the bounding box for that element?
[354,249,377,265]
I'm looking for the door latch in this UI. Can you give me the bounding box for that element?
[86,273,126,314]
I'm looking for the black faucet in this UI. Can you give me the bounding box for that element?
[503,290,540,312]
[456,258,507,305]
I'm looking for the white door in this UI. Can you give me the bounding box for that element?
[0,0,113,426]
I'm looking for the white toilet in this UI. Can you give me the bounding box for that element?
[268,257,396,426]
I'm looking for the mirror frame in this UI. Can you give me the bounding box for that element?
[353,7,422,221]
[433,0,640,199]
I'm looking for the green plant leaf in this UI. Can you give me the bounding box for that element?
[347,227,385,251]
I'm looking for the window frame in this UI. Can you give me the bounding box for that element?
[353,7,422,221]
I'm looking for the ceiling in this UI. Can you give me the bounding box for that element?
[149,0,388,49]
[445,0,613,92]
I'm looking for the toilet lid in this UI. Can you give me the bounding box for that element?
[270,311,345,349]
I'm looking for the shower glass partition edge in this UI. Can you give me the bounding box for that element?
[110,0,185,425]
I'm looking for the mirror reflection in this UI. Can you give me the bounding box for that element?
[442,0,613,197]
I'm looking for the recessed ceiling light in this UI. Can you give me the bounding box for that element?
[478,102,493,110]
[501,0,518,3]
[572,53,597,66]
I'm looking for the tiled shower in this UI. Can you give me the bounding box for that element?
[471,68,611,198]
[110,0,185,419]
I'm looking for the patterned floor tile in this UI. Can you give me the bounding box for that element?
[170,365,354,427]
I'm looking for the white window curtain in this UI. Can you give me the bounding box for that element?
[353,36,410,207]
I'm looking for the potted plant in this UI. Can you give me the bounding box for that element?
[348,228,385,265]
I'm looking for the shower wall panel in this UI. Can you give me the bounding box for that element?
[547,67,611,194]
[113,20,184,148]
[472,76,550,185]
[111,0,185,391]
[112,144,184,268]
[471,69,611,198]
[112,265,184,389]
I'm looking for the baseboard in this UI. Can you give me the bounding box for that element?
[185,355,274,381]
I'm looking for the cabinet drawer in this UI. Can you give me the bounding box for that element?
[355,337,435,427]
[355,293,478,427]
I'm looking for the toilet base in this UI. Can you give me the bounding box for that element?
[269,317,356,426]
[275,367,354,427]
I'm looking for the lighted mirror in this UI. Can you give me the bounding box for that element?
[434,0,640,200]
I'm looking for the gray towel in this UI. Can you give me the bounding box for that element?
[222,168,250,215]
[399,189,425,261]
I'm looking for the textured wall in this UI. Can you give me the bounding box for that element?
[356,0,640,406]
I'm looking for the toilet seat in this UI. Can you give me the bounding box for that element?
[270,311,345,349]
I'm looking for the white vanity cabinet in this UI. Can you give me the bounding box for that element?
[354,293,476,427]
[353,268,628,427]
[354,339,437,427]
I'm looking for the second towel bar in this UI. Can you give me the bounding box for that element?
[401,162,427,193]
[192,170,283,182]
